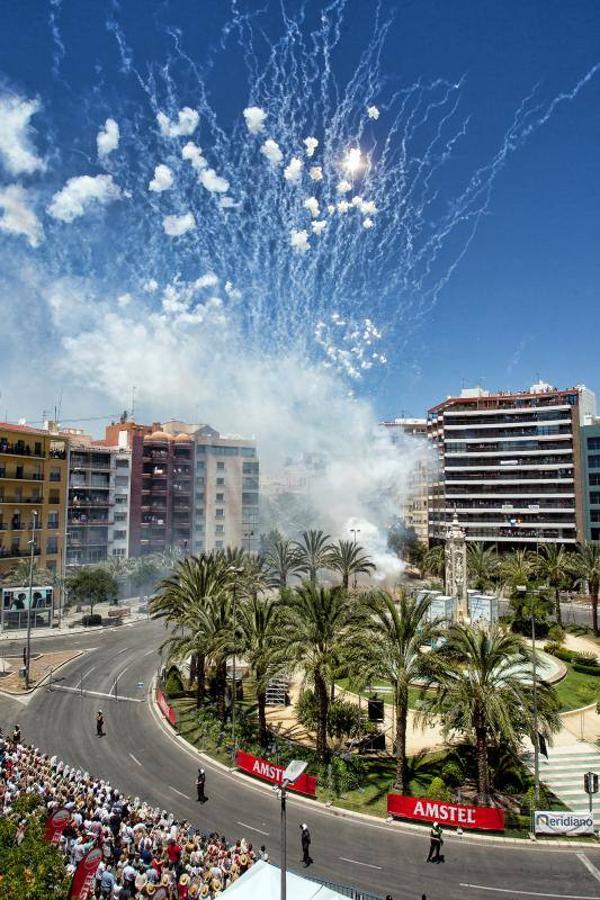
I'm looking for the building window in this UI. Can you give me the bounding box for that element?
[49,468,61,482]
[589,456,600,469]
[116,458,129,468]
[216,477,225,486]
[215,540,224,549]
[196,461,205,471]
[215,508,224,518]
[112,548,126,556]
[589,474,600,485]
[216,493,224,502]
[588,438,600,451]
[46,537,58,555]
[217,462,225,471]
[115,495,127,505]
[47,511,59,530]
[115,475,129,486]
[113,530,127,540]
[215,525,225,534]
[114,512,127,522]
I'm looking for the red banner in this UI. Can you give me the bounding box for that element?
[44,807,71,845]
[69,846,103,899]
[387,794,505,832]
[156,686,177,727]
[236,750,317,797]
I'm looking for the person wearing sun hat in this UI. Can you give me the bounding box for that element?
[178,872,190,899]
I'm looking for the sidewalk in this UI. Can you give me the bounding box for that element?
[0,597,149,641]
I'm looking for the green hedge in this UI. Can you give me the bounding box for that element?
[573,663,600,677]
[545,646,577,663]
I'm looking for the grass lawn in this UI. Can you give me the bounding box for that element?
[554,664,600,711]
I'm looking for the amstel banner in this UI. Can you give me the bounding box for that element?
[69,846,103,899]
[236,750,317,797]
[387,794,505,831]
[44,807,71,844]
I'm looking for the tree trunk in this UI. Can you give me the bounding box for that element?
[474,710,490,801]
[343,572,349,591]
[555,588,562,626]
[257,687,268,748]
[393,687,409,794]
[195,654,206,709]
[592,587,599,637]
[215,659,227,722]
[314,672,329,763]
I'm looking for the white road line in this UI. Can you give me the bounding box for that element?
[129,753,142,767]
[50,685,143,703]
[236,821,269,836]
[169,786,191,799]
[339,856,382,870]
[143,649,156,657]
[115,647,129,655]
[460,884,600,899]
[578,854,600,885]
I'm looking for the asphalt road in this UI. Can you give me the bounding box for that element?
[2,622,600,899]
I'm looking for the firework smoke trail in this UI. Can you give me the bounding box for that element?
[1,1,598,550]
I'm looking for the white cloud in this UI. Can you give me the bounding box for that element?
[200,168,229,193]
[117,292,132,308]
[157,107,199,138]
[260,139,283,166]
[303,136,319,157]
[47,174,124,223]
[367,105,380,120]
[97,118,119,159]
[284,157,303,183]
[194,273,219,289]
[224,280,242,300]
[148,164,174,193]
[311,220,327,235]
[181,141,207,172]
[309,166,323,181]
[337,200,350,213]
[243,106,267,134]
[0,94,45,176]
[337,179,352,194]
[143,279,159,293]
[0,184,43,247]
[162,212,196,236]
[290,228,310,252]
[303,196,320,218]
[362,217,374,229]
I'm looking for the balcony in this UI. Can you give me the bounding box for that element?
[0,440,45,459]
[0,547,41,559]
[0,496,43,504]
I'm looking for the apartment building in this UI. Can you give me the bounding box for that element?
[427,382,596,547]
[380,417,429,545]
[0,423,68,577]
[580,421,600,542]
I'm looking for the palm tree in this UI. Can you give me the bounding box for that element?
[281,581,356,761]
[421,544,445,579]
[151,554,233,711]
[466,543,499,592]
[573,542,600,636]
[533,545,573,626]
[294,529,334,584]
[420,623,560,801]
[237,594,283,746]
[359,588,436,792]
[264,537,303,589]
[327,539,376,590]
[2,560,53,586]
[500,549,534,592]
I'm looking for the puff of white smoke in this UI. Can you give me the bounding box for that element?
[219,197,238,209]
[97,118,119,160]
[224,280,242,300]
[309,166,323,181]
[194,273,219,289]
[367,105,380,120]
[143,279,158,293]
[260,139,283,166]
[243,106,267,134]
[47,174,124,223]
[351,195,363,208]
[157,107,199,138]
[181,141,207,172]
[311,220,327,235]
[363,217,374,229]
[303,136,319,157]
[337,200,350,213]
[0,95,46,176]
[343,148,364,176]
[283,157,303,182]
[200,168,230,193]
[327,204,336,215]
[117,292,131,307]
[290,229,310,252]
[0,183,43,247]
[337,179,352,194]
[162,211,196,236]
[360,199,377,215]
[303,196,320,218]
[148,164,174,193]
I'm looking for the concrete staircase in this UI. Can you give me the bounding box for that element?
[527,743,600,824]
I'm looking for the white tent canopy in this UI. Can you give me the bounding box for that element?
[221,860,349,899]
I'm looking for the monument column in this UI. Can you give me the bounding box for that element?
[445,512,468,621]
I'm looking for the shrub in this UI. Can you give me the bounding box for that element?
[548,647,577,663]
[441,761,465,788]
[425,776,453,802]
[296,689,319,731]
[573,663,600,677]
[164,666,185,697]
[573,651,599,668]
[547,624,566,645]
[82,613,102,627]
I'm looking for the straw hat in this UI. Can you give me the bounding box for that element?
[146,885,157,897]
[161,872,171,886]
[200,886,209,898]
[239,854,248,867]
[211,878,222,892]
[188,885,199,898]
[179,874,190,886]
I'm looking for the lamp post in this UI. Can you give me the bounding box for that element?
[279,760,308,900]
[228,565,244,763]
[518,583,540,808]
[25,511,38,688]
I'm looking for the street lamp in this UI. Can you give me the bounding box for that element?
[228,565,244,763]
[25,511,38,688]
[279,760,308,900]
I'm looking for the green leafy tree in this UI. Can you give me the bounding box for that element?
[326,539,375,590]
[294,529,334,584]
[421,544,445,579]
[359,588,436,793]
[533,544,573,626]
[0,803,70,899]
[65,567,118,614]
[264,537,303,589]
[573,542,600,636]
[420,623,560,801]
[281,581,356,762]
[466,543,499,592]
[2,561,53,587]
[237,594,284,746]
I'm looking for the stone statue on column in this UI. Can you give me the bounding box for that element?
[445,511,468,622]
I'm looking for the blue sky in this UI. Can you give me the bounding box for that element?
[0,0,598,429]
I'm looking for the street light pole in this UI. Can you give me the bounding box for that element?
[25,511,38,688]
[278,760,308,900]
[228,565,243,764]
[531,604,540,809]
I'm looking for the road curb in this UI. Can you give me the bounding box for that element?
[0,614,148,642]
[0,649,85,697]
[146,675,600,851]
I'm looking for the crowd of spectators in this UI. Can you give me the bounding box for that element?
[0,730,259,898]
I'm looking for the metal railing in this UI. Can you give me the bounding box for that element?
[302,873,385,900]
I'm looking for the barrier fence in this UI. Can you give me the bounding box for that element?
[303,872,385,900]
[155,685,177,728]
